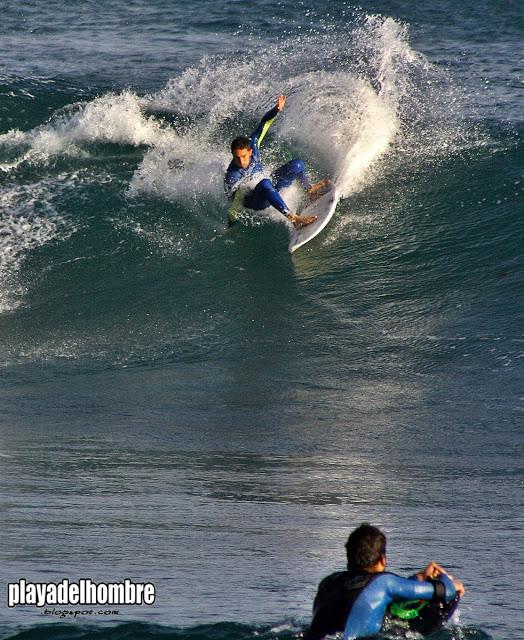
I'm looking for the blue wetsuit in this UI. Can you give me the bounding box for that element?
[305,570,458,640]
[224,106,311,220]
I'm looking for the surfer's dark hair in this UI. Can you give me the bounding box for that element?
[231,136,250,153]
[345,524,387,570]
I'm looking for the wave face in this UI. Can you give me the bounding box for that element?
[0,12,508,356]
[0,2,522,640]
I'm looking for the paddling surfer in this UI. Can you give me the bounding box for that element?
[305,523,465,640]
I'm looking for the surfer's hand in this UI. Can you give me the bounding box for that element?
[452,579,465,597]
[276,95,286,111]
[416,561,447,581]
[416,562,465,598]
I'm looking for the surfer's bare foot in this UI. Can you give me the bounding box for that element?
[287,212,317,229]
[307,178,332,203]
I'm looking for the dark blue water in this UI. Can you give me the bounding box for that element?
[1,2,522,640]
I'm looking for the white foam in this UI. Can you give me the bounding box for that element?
[128,135,226,204]
[0,178,78,313]
[0,91,171,171]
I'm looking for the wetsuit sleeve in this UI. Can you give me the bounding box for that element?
[383,573,456,602]
[343,573,457,639]
[432,573,457,601]
[224,167,240,200]
[249,105,279,150]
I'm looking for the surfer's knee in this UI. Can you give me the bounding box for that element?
[276,158,306,178]
[258,178,273,189]
[288,158,306,175]
[257,178,275,195]
[287,158,311,189]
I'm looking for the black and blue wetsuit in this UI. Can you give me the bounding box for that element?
[224,106,311,221]
[305,570,459,640]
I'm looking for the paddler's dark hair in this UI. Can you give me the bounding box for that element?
[231,136,250,153]
[345,524,387,570]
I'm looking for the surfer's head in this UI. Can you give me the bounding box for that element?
[231,136,252,169]
[345,524,387,572]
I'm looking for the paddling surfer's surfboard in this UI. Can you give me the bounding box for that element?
[288,185,340,253]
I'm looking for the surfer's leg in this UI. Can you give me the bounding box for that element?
[258,180,316,227]
[244,178,291,215]
[244,179,317,229]
[272,159,311,191]
[273,159,330,203]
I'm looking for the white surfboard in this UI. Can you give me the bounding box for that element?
[288,184,340,253]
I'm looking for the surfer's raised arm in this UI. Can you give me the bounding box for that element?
[249,94,286,147]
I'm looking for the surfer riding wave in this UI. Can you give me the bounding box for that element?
[224,95,330,228]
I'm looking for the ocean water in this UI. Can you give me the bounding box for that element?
[0,1,522,640]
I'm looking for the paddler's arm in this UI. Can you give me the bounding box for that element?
[343,572,461,640]
[413,561,465,597]
[250,95,287,148]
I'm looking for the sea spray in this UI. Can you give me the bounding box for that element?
[0,91,171,171]
[130,15,464,207]
[0,16,471,204]
[0,178,78,312]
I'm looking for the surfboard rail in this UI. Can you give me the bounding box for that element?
[288,185,340,253]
